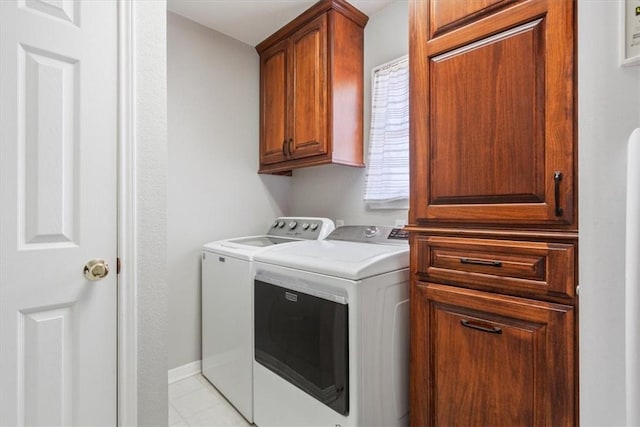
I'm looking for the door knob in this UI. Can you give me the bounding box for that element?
[84,259,109,281]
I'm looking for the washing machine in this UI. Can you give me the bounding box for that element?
[252,225,410,427]
[201,217,334,423]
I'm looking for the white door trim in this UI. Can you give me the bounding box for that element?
[117,1,138,425]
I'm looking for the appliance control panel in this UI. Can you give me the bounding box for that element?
[326,225,409,245]
[267,217,335,240]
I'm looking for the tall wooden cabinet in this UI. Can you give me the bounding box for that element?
[256,0,368,175]
[408,0,578,425]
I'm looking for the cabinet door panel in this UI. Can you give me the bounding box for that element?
[430,20,544,206]
[290,15,327,159]
[410,0,576,227]
[434,304,537,425]
[410,283,575,426]
[260,40,288,165]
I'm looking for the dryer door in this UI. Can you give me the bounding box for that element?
[254,278,349,415]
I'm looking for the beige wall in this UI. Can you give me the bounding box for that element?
[167,12,289,370]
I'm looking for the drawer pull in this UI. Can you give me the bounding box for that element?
[460,257,503,267]
[461,319,502,334]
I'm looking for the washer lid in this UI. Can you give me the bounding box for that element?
[253,239,409,280]
[224,236,299,247]
[202,235,300,260]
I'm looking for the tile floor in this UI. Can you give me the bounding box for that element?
[169,374,253,427]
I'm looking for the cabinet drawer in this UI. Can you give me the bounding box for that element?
[414,236,575,300]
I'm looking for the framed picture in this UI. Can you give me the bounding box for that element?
[622,0,640,66]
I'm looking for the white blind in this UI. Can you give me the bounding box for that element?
[364,55,409,208]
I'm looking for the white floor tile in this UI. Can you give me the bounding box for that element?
[169,374,252,426]
[169,375,206,400]
[169,404,186,426]
[197,376,225,399]
[172,387,225,419]
[184,405,250,427]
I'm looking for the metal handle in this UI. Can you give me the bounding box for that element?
[461,319,502,334]
[83,259,109,281]
[554,171,564,217]
[460,257,502,267]
[282,140,287,157]
[287,138,293,157]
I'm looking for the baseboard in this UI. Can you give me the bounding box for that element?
[168,360,201,384]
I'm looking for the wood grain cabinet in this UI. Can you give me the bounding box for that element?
[408,0,578,425]
[256,0,368,175]
[412,283,575,426]
[409,0,576,228]
[414,235,576,301]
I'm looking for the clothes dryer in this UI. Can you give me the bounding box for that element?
[252,225,409,427]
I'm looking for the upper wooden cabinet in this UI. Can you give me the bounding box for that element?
[256,0,368,175]
[409,0,577,229]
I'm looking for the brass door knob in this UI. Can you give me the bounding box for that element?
[84,259,109,281]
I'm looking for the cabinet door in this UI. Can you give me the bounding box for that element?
[289,14,328,160]
[409,0,575,227]
[260,39,288,166]
[411,282,575,426]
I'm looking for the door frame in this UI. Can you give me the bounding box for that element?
[117,1,138,424]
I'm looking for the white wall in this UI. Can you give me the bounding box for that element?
[135,1,169,425]
[167,12,289,370]
[288,1,408,226]
[578,0,640,425]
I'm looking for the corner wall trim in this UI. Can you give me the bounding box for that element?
[118,0,138,425]
[168,361,202,384]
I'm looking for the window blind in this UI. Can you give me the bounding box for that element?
[363,55,409,208]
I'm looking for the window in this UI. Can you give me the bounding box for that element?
[363,55,409,209]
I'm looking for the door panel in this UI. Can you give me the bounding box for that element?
[433,302,538,425]
[1,1,118,425]
[410,0,576,227]
[290,15,327,159]
[411,283,575,426]
[260,39,288,165]
[21,45,79,247]
[430,20,544,206]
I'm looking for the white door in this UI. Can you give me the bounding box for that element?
[0,0,118,425]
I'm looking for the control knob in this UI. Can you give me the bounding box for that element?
[277,220,285,228]
[302,223,310,230]
[310,223,319,231]
[288,221,297,229]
